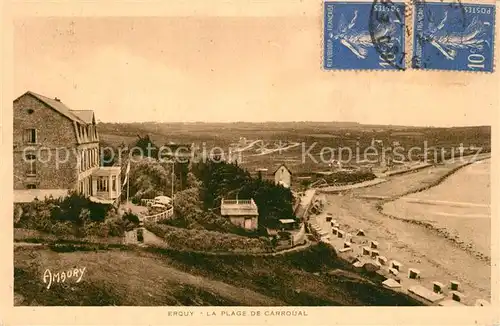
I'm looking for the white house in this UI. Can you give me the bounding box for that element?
[273,164,292,188]
[220,198,259,230]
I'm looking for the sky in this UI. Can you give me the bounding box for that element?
[13,15,498,126]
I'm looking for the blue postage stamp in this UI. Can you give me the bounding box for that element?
[323,1,406,70]
[413,1,495,72]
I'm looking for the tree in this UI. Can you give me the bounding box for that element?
[135,134,158,158]
[192,161,295,229]
[128,157,173,202]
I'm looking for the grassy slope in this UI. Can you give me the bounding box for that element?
[14,243,423,306]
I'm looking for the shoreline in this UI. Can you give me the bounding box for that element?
[316,153,490,196]
[376,155,491,262]
[379,154,491,202]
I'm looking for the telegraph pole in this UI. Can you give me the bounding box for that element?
[127,176,130,203]
[171,161,175,205]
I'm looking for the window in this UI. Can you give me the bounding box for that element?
[24,153,36,161]
[26,184,37,189]
[80,152,84,172]
[27,109,34,114]
[97,177,108,192]
[25,153,36,176]
[112,176,116,191]
[24,129,37,144]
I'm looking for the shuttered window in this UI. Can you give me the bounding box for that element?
[24,129,37,143]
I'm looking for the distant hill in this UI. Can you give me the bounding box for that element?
[97,122,491,151]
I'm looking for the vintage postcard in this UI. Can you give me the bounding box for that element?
[1,0,499,325]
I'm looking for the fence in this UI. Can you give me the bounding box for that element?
[142,206,174,223]
[221,199,255,206]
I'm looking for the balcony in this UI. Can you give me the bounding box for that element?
[220,198,258,216]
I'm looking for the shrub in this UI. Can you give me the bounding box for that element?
[128,156,173,203]
[122,211,140,224]
[49,221,75,236]
[14,204,23,224]
[144,222,272,253]
[106,218,127,237]
[84,221,110,238]
[14,192,116,238]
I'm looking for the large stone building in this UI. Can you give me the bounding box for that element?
[13,91,121,204]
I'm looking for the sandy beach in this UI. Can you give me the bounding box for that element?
[318,156,491,305]
[383,159,491,260]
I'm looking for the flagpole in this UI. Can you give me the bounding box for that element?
[124,160,130,204]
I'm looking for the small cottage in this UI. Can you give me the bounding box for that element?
[278,219,298,230]
[220,198,259,230]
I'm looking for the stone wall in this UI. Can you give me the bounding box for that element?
[13,94,79,190]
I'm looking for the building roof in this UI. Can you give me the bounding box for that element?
[89,196,116,205]
[408,285,444,303]
[382,278,402,289]
[15,91,89,124]
[70,110,95,124]
[279,219,296,224]
[273,164,293,176]
[92,166,121,177]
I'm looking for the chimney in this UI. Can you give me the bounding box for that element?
[54,97,60,102]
